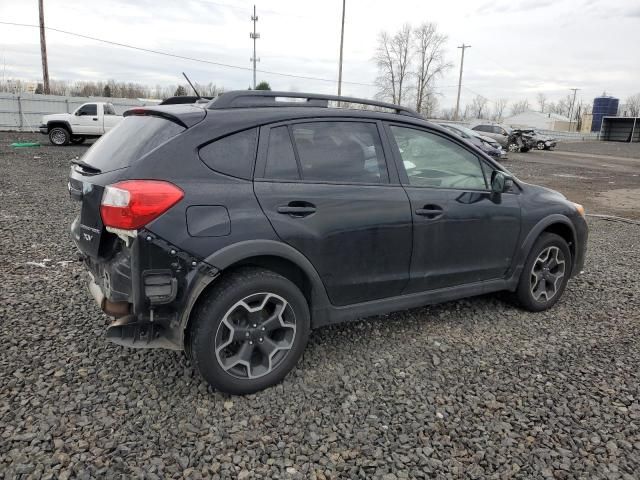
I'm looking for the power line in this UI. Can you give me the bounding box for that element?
[250,5,259,89]
[568,87,580,131]
[0,20,376,87]
[454,44,471,121]
[337,0,346,97]
[38,0,50,94]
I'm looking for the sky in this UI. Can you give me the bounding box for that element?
[0,0,639,110]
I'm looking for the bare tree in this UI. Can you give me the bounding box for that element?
[462,103,472,120]
[469,95,488,119]
[412,22,450,114]
[492,98,508,121]
[420,92,439,118]
[510,99,530,116]
[439,107,455,120]
[549,95,573,117]
[374,24,413,105]
[536,93,547,113]
[625,93,640,117]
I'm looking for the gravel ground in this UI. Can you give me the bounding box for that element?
[502,148,640,220]
[556,141,640,159]
[1,133,640,479]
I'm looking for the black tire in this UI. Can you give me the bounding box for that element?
[49,127,70,146]
[516,233,572,312]
[189,267,310,395]
[70,136,86,144]
[507,142,520,153]
[536,141,545,150]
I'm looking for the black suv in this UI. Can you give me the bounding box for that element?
[69,91,587,394]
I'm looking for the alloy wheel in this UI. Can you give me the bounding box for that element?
[51,129,67,145]
[214,292,297,379]
[530,246,566,302]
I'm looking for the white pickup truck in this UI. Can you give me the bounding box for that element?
[39,102,123,146]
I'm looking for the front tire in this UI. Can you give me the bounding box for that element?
[516,233,572,312]
[49,127,70,146]
[189,267,310,395]
[507,142,520,153]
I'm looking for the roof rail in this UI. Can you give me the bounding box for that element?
[206,90,422,118]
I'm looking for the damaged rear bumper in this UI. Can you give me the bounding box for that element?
[81,227,218,351]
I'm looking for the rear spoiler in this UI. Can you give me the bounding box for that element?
[159,96,212,105]
[124,105,206,128]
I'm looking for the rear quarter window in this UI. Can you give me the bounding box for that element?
[80,116,185,173]
[199,129,258,180]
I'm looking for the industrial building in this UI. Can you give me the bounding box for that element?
[599,116,640,142]
[503,110,572,131]
[591,95,619,132]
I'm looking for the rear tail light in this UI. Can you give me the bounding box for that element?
[100,180,184,230]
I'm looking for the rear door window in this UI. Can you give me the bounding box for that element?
[103,103,116,115]
[290,122,389,184]
[80,116,184,173]
[264,126,300,180]
[199,128,258,180]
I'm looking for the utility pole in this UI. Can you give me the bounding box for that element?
[568,87,580,132]
[337,0,346,97]
[454,44,471,121]
[249,5,260,89]
[38,0,50,94]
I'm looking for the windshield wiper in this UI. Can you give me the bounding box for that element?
[71,159,101,174]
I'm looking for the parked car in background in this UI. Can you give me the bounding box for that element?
[522,129,558,150]
[69,90,588,394]
[438,123,507,161]
[471,123,511,147]
[39,102,122,146]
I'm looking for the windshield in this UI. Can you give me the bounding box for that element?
[80,116,184,173]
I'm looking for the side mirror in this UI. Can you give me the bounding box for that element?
[491,171,513,194]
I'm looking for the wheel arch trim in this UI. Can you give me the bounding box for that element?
[179,240,331,345]
[509,214,577,285]
[47,120,72,132]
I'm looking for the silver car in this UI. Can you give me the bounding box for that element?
[471,123,511,147]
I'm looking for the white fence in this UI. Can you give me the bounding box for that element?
[0,93,159,132]
[535,129,600,142]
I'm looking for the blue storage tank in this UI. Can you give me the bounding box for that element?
[591,95,619,132]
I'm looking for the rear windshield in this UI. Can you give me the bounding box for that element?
[81,116,184,172]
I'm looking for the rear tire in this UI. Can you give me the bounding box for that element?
[536,141,545,150]
[49,127,70,146]
[507,142,520,153]
[189,267,310,395]
[516,233,572,312]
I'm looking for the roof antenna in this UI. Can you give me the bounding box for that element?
[182,72,201,98]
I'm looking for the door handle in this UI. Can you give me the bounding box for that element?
[277,203,316,217]
[415,205,444,219]
[92,118,98,121]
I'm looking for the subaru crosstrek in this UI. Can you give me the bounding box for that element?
[68,91,588,394]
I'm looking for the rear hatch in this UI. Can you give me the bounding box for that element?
[68,106,204,259]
